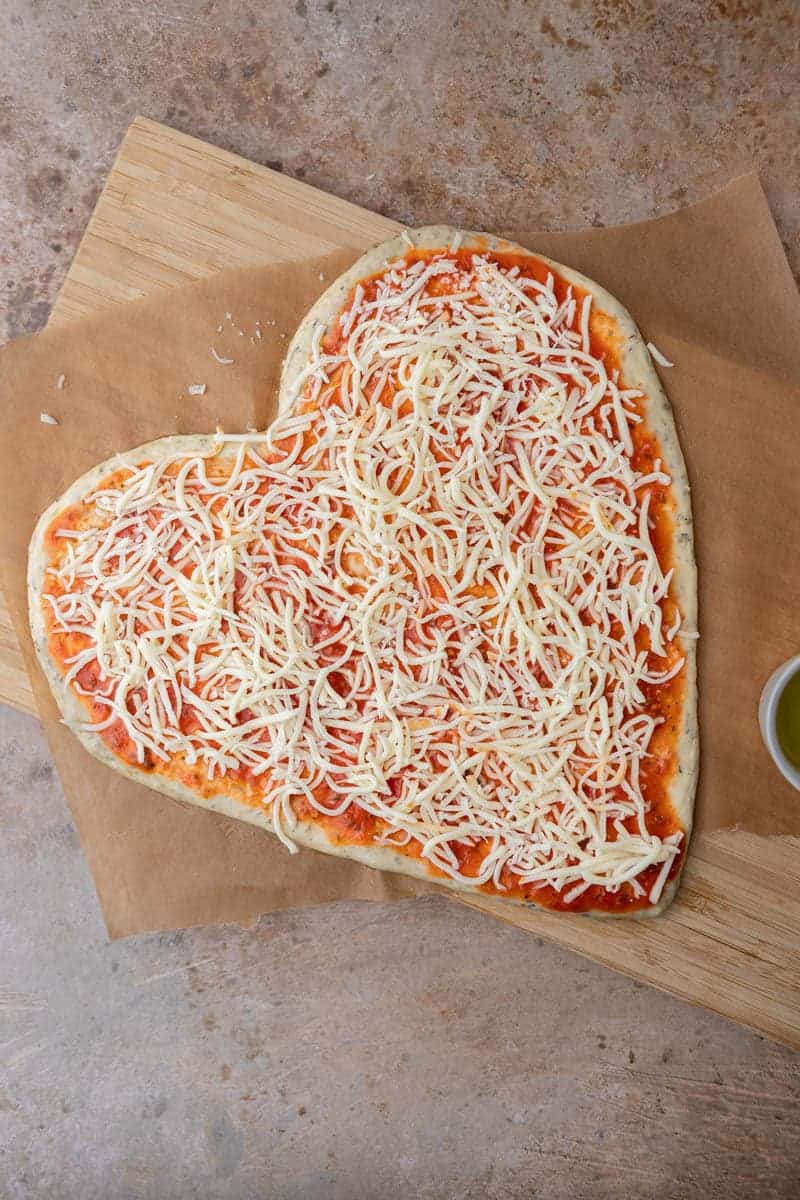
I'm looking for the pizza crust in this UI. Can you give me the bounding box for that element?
[29,229,698,918]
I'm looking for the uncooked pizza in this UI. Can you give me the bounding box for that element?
[29,228,698,916]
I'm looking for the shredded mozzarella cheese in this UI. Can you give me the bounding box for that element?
[647,342,674,368]
[45,249,685,906]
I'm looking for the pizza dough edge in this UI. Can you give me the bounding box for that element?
[27,228,698,919]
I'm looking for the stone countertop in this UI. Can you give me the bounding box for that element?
[1,2,799,1197]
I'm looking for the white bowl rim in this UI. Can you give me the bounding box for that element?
[759,653,800,792]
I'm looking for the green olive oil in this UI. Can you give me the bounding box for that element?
[776,668,800,770]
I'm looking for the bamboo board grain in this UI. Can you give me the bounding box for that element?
[4,117,799,1048]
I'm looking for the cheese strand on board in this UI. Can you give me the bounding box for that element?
[45,251,685,903]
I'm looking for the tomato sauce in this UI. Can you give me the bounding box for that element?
[42,245,688,913]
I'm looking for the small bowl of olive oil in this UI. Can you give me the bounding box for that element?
[759,655,800,790]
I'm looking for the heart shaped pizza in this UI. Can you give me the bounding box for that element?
[29,229,697,916]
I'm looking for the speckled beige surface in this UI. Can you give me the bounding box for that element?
[3,0,800,343]
[1,2,799,1196]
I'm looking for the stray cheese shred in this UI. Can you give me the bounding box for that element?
[43,248,687,909]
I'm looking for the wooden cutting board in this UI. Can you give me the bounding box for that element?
[5,117,799,1048]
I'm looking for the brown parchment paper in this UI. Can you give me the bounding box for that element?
[1,172,799,939]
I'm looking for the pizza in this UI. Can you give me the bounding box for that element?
[29,228,698,916]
